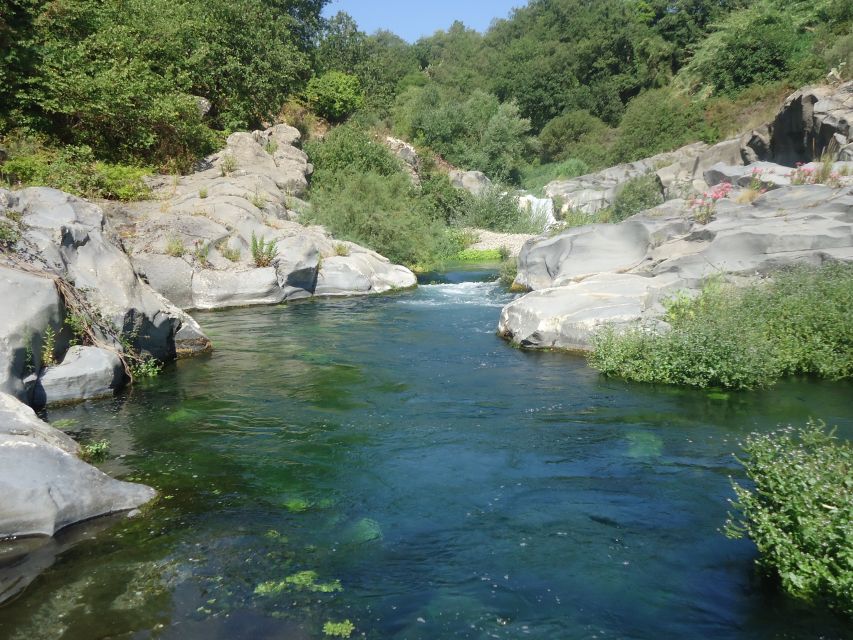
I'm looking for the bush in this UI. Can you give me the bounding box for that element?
[521,158,590,194]
[305,125,401,189]
[306,71,364,122]
[613,89,705,162]
[726,421,853,617]
[305,170,445,268]
[611,173,664,221]
[1,143,151,200]
[589,264,853,389]
[455,187,544,234]
[539,110,609,162]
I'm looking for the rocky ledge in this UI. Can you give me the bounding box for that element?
[117,124,416,310]
[500,83,853,351]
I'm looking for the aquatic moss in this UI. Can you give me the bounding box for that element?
[323,620,355,638]
[254,570,342,596]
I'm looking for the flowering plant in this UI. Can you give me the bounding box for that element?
[689,181,732,223]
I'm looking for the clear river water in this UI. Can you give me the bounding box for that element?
[1,266,851,640]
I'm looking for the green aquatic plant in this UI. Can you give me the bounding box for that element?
[254,570,342,596]
[41,326,57,367]
[81,439,110,462]
[726,421,853,617]
[283,498,312,513]
[323,620,355,638]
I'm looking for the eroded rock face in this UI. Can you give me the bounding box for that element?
[744,82,853,165]
[501,182,853,350]
[3,188,211,361]
[122,125,416,310]
[0,392,156,539]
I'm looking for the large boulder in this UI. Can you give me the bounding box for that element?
[33,346,125,407]
[6,188,210,361]
[120,125,417,311]
[499,273,681,350]
[0,392,156,539]
[449,170,493,196]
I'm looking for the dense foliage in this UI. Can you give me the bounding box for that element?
[590,264,853,389]
[726,422,853,617]
[1,0,327,168]
[302,124,544,267]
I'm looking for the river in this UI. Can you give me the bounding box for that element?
[1,266,850,639]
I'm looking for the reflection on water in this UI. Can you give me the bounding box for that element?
[1,270,851,639]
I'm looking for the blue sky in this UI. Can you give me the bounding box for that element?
[321,0,523,42]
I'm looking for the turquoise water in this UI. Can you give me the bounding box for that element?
[1,267,851,639]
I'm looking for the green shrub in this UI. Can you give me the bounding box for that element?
[305,171,443,268]
[1,143,151,201]
[611,173,664,221]
[306,71,364,122]
[613,89,705,162]
[305,125,402,190]
[80,439,111,462]
[726,421,853,617]
[456,187,543,234]
[539,110,609,162]
[589,264,853,389]
[521,158,590,194]
[499,257,518,287]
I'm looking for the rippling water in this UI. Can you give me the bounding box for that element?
[1,267,851,639]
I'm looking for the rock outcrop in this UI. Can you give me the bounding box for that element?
[449,169,493,196]
[121,126,417,310]
[500,183,853,350]
[0,392,155,539]
[744,81,853,165]
[0,188,211,404]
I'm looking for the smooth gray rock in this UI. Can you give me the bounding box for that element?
[33,346,125,407]
[133,254,195,309]
[704,161,792,189]
[515,221,656,290]
[191,268,284,309]
[502,180,853,350]
[0,392,156,539]
[315,253,417,297]
[499,273,680,350]
[7,188,207,361]
[0,266,63,402]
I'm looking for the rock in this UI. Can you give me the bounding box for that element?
[499,273,680,350]
[314,253,417,297]
[515,221,663,290]
[546,144,704,214]
[0,392,156,539]
[7,187,207,362]
[657,138,745,196]
[743,82,853,165]
[133,254,195,309]
[703,161,793,189]
[501,180,853,350]
[33,346,125,407]
[194,96,212,117]
[191,268,285,309]
[385,137,419,169]
[449,170,493,196]
[0,266,63,402]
